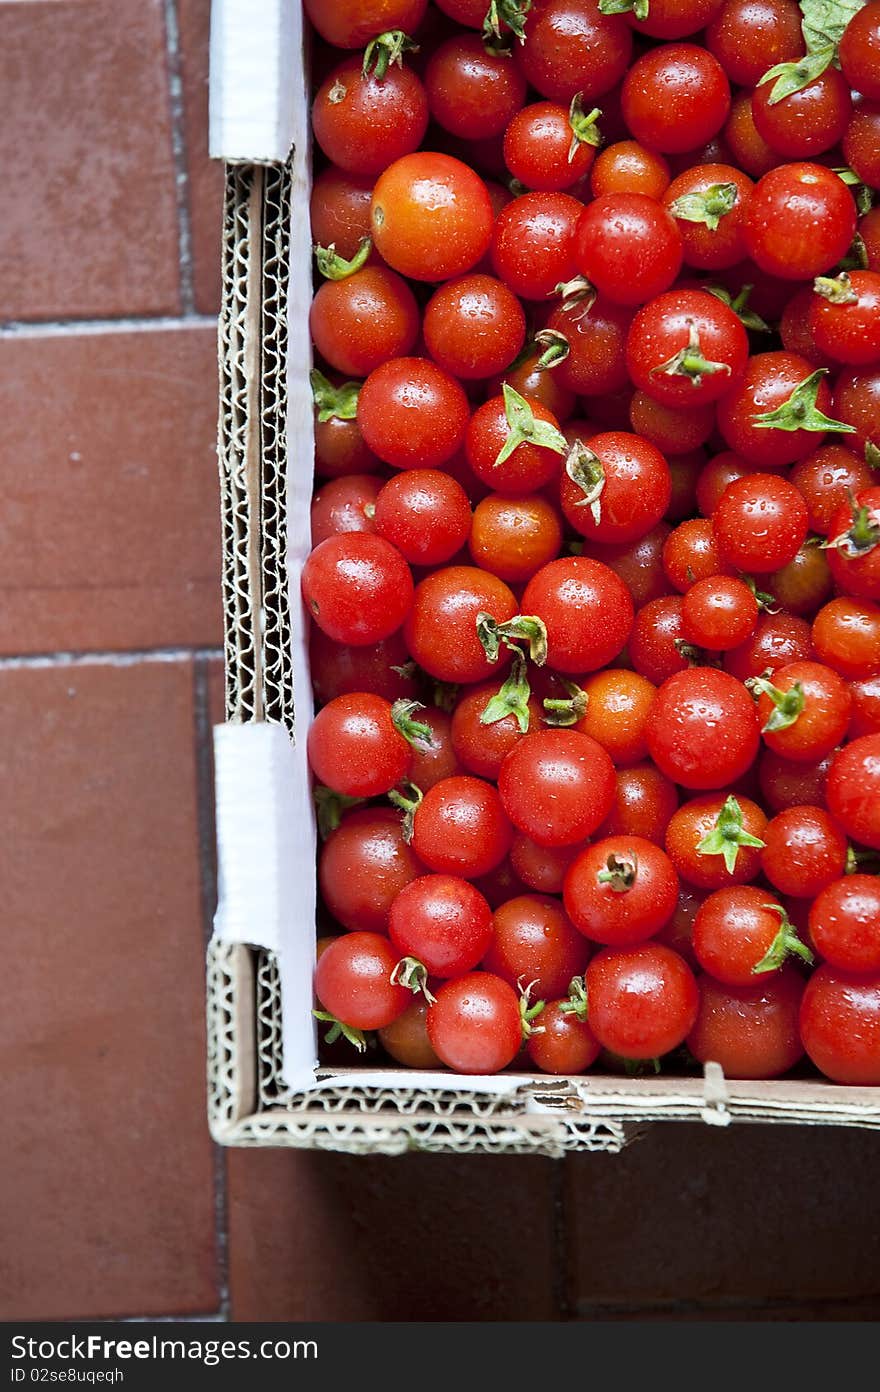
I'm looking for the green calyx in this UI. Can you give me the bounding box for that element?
[533,328,571,370]
[814,271,859,305]
[706,283,771,334]
[650,318,732,388]
[696,795,766,875]
[313,785,364,839]
[310,369,359,422]
[837,231,870,271]
[518,979,546,1041]
[477,611,549,666]
[866,441,880,471]
[833,170,874,219]
[479,647,533,733]
[668,182,739,232]
[314,236,372,280]
[821,494,880,558]
[542,679,588,728]
[565,439,605,525]
[741,573,780,613]
[483,0,532,43]
[553,276,597,318]
[752,904,815,975]
[673,637,707,667]
[756,43,835,104]
[312,1010,369,1053]
[599,0,649,17]
[495,383,568,467]
[390,956,436,1004]
[391,699,434,751]
[597,851,638,894]
[559,975,588,1022]
[747,676,806,733]
[362,30,418,80]
[387,780,424,842]
[751,369,856,435]
[432,680,460,713]
[568,94,602,160]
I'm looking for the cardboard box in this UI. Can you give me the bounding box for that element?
[204,2,880,1152]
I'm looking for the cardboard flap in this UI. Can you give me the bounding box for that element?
[209,0,300,163]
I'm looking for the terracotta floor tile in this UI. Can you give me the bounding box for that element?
[0,325,223,654]
[177,0,225,314]
[0,661,219,1319]
[0,0,181,321]
[566,1122,880,1312]
[227,1149,561,1321]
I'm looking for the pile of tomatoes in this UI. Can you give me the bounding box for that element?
[302,0,880,1086]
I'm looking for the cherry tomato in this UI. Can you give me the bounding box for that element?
[682,576,759,651]
[563,835,679,946]
[843,101,880,190]
[411,774,513,877]
[482,894,589,999]
[752,659,852,763]
[503,100,599,192]
[573,194,683,305]
[646,667,760,790]
[825,733,880,851]
[809,271,880,368]
[318,807,424,933]
[515,0,633,105]
[509,834,588,895]
[696,451,754,518]
[378,995,442,1069]
[662,516,731,592]
[498,728,616,847]
[765,545,833,619]
[790,445,877,535]
[312,59,429,177]
[758,747,833,814]
[692,886,811,985]
[665,792,767,891]
[404,565,517,683]
[373,469,472,566]
[302,533,414,645]
[825,488,880,602]
[315,931,411,1032]
[560,430,672,544]
[469,494,563,582]
[687,967,805,1079]
[799,966,880,1085]
[526,1000,600,1075]
[705,0,805,86]
[388,873,494,977]
[307,691,417,796]
[310,474,381,548]
[586,523,672,609]
[752,67,851,160]
[585,943,699,1059]
[621,43,731,155]
[661,163,753,271]
[808,876,880,976]
[370,151,494,280]
[832,368,880,458]
[310,266,420,377]
[522,556,635,673]
[744,163,857,280]
[628,392,715,455]
[628,595,692,684]
[425,36,527,140]
[812,597,880,680]
[761,806,849,900]
[839,2,880,100]
[545,296,635,397]
[449,677,542,781]
[572,668,655,766]
[490,191,583,301]
[724,610,814,683]
[309,625,420,706]
[599,763,680,845]
[713,473,809,574]
[723,91,781,179]
[427,972,523,1073]
[466,392,566,494]
[590,140,671,200]
[357,356,470,470]
[423,274,526,380]
[303,0,427,48]
[310,166,375,259]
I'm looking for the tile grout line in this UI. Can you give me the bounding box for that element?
[193,656,231,1323]
[163,0,198,316]
[0,646,224,670]
[0,315,217,338]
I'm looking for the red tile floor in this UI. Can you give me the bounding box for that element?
[1,0,879,1325]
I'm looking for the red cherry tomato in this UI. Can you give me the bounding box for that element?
[563,835,680,946]
[687,967,805,1079]
[646,667,760,790]
[404,564,517,684]
[744,163,857,281]
[388,874,494,977]
[498,728,616,847]
[585,943,699,1059]
[370,151,494,281]
[312,59,429,178]
[302,533,414,645]
[573,194,684,305]
[307,692,415,797]
[799,966,880,1085]
[482,894,590,999]
[761,806,849,900]
[825,734,880,851]
[808,876,880,975]
[373,469,472,566]
[410,774,513,879]
[621,43,731,155]
[318,807,424,933]
[526,1001,600,1075]
[515,0,633,105]
[521,556,635,673]
[427,972,523,1074]
[357,357,470,470]
[315,932,411,1031]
